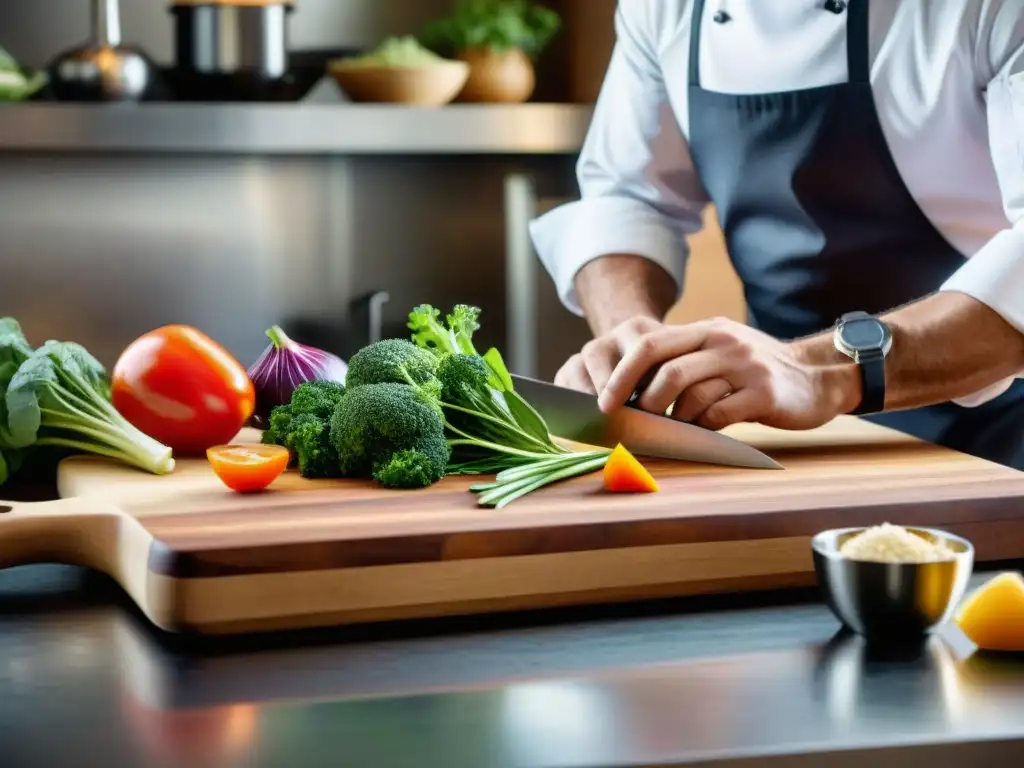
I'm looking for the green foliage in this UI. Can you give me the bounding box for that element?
[420,0,562,59]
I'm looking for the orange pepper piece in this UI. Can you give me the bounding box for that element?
[603,444,660,494]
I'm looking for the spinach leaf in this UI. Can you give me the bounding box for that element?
[4,352,59,449]
[0,317,32,368]
[39,340,110,400]
[0,360,19,448]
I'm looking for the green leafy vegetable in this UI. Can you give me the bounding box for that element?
[0,323,174,486]
[0,318,33,368]
[420,0,562,59]
[3,345,174,473]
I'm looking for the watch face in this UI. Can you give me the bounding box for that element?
[842,318,886,351]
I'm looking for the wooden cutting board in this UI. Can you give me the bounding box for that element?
[1,417,1023,635]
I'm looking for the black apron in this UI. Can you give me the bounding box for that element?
[685,0,1024,470]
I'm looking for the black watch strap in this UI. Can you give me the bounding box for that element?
[852,348,886,415]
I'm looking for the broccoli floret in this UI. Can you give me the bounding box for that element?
[345,339,440,392]
[437,354,490,402]
[262,405,293,447]
[408,304,480,358]
[290,380,347,420]
[435,354,501,433]
[330,382,448,488]
[260,382,348,478]
[289,413,340,479]
[373,449,444,489]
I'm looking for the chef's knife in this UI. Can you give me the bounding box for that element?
[510,374,783,470]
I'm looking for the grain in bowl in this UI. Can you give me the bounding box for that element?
[839,523,955,564]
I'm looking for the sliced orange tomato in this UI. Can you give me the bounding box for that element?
[603,444,660,494]
[112,325,256,456]
[207,444,290,493]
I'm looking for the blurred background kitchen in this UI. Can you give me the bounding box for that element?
[0,0,743,380]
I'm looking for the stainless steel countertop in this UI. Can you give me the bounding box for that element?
[0,102,593,155]
[2,559,1024,766]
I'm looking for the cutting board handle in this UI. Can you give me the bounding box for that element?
[0,497,129,571]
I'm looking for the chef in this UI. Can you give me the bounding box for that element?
[530,0,1024,470]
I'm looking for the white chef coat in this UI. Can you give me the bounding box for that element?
[530,0,1024,405]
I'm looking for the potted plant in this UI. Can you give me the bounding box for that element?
[420,0,561,104]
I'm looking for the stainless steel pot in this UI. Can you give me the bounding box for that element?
[170,1,293,83]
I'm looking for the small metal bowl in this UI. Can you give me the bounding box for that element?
[812,527,975,643]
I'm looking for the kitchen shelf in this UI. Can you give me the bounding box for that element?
[0,102,593,156]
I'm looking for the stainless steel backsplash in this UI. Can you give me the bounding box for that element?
[0,0,597,377]
[0,153,587,374]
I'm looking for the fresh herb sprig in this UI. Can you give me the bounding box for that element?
[408,304,609,507]
[470,450,611,509]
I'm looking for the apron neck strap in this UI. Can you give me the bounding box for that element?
[846,0,871,85]
[688,0,707,88]
[688,0,872,89]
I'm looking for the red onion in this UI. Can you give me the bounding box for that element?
[247,326,348,425]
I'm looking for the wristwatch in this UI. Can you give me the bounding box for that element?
[833,311,892,415]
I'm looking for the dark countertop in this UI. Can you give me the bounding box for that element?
[3,478,1024,767]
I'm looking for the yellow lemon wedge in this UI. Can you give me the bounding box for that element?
[954,572,1024,652]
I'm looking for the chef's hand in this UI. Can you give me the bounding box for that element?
[558,316,859,431]
[555,316,668,396]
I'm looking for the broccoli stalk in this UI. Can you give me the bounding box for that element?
[3,343,173,475]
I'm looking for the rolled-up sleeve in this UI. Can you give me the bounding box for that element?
[529,3,708,316]
[940,31,1024,404]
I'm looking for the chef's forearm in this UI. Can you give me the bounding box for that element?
[791,292,1024,411]
[575,255,678,337]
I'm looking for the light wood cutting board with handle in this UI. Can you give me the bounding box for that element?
[2,417,1023,635]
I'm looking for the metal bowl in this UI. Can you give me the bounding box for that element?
[812,527,974,643]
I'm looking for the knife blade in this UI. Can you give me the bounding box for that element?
[510,374,783,470]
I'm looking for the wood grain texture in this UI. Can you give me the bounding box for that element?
[57,419,1024,580]
[0,416,1019,634]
